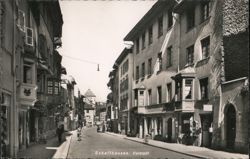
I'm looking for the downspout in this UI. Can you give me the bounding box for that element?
[12,0,18,157]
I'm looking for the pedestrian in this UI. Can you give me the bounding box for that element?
[56,124,64,143]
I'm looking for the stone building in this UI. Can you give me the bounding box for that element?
[0,0,63,157]
[212,0,249,153]
[107,68,120,133]
[123,0,178,140]
[108,0,248,154]
[111,48,134,135]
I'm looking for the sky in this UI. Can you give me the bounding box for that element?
[58,1,156,102]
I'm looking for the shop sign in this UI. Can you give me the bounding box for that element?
[203,104,212,111]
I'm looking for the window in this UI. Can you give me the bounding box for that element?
[201,36,210,59]
[136,66,139,81]
[148,89,152,105]
[26,27,33,46]
[168,10,173,28]
[142,32,145,49]
[158,16,163,37]
[157,86,162,104]
[167,46,172,67]
[187,8,195,30]
[158,52,162,71]
[200,78,208,99]
[54,81,59,95]
[184,79,193,99]
[201,1,210,21]
[141,63,145,78]
[148,26,153,45]
[148,58,152,75]
[186,45,194,65]
[47,80,53,94]
[167,83,172,102]
[37,74,46,93]
[136,38,140,54]
[18,10,25,31]
[23,61,33,84]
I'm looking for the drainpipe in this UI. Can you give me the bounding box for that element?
[12,0,18,157]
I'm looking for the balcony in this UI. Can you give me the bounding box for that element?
[163,102,175,111]
[174,100,195,112]
[20,83,37,106]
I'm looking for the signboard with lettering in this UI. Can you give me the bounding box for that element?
[203,104,213,111]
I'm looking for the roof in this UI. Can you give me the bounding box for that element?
[124,0,176,41]
[112,48,132,68]
[84,89,96,97]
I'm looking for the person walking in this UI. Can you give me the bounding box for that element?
[56,124,64,143]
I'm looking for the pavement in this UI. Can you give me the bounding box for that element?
[17,131,74,159]
[105,132,249,159]
[17,128,248,159]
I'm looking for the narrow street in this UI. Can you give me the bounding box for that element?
[67,127,199,159]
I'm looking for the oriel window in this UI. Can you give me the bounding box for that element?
[184,79,193,100]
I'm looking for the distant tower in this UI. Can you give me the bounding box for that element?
[84,89,96,106]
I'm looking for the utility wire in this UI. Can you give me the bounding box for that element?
[61,54,100,65]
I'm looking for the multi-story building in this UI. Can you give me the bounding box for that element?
[124,0,178,140]
[108,0,248,154]
[171,0,223,147]
[112,48,133,135]
[213,0,249,153]
[107,68,119,133]
[0,0,63,157]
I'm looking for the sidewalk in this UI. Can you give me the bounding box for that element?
[17,131,74,159]
[105,132,248,159]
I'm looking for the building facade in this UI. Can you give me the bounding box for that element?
[124,0,178,140]
[0,0,63,157]
[108,0,248,154]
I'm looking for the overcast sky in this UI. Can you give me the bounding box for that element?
[58,1,156,102]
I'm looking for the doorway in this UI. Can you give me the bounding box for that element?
[167,118,172,142]
[225,104,236,149]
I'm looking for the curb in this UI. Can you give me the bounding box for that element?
[52,131,74,159]
[105,132,207,159]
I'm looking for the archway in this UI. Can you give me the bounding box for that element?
[225,104,236,149]
[167,118,172,142]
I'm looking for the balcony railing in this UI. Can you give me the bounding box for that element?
[20,83,37,106]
